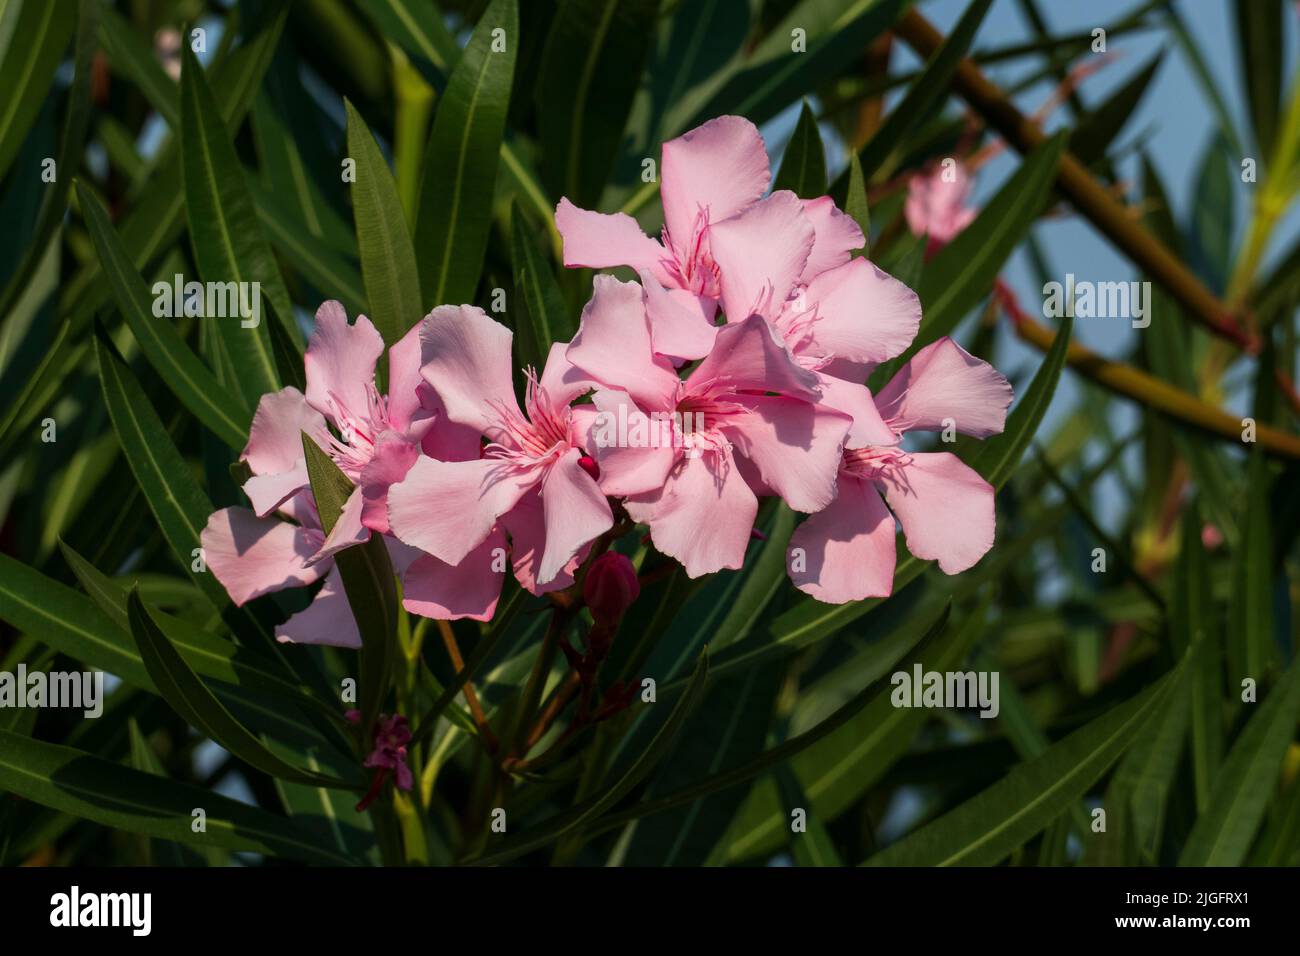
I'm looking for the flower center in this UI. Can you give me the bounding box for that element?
[842,445,912,481]
[662,207,721,299]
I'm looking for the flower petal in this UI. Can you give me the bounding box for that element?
[660,115,770,251]
[498,488,585,595]
[626,446,757,577]
[310,486,370,564]
[723,394,851,513]
[873,337,1013,439]
[387,455,538,567]
[581,389,677,495]
[556,197,670,283]
[876,451,994,574]
[385,319,427,435]
[800,196,864,281]
[640,272,718,362]
[537,448,613,585]
[201,507,328,606]
[359,433,420,535]
[304,301,385,423]
[813,372,898,447]
[275,566,361,648]
[788,474,896,603]
[802,257,921,371]
[687,313,821,401]
[566,275,680,411]
[707,190,814,321]
[401,528,507,622]
[418,305,521,441]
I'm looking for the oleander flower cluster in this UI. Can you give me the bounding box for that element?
[201,116,1013,647]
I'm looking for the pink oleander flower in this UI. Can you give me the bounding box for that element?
[200,302,477,645]
[386,306,612,616]
[566,276,851,577]
[904,160,978,248]
[788,337,1013,603]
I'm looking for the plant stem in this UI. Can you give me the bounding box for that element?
[436,620,497,754]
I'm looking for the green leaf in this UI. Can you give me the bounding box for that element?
[1179,655,1300,866]
[772,102,827,198]
[536,0,657,208]
[864,666,1182,866]
[1069,53,1162,169]
[180,42,290,404]
[0,0,95,322]
[414,0,519,308]
[855,0,991,180]
[0,0,75,182]
[843,153,870,255]
[776,765,843,866]
[78,183,250,448]
[344,99,422,349]
[471,649,711,864]
[910,132,1067,355]
[0,730,356,865]
[1229,445,1275,683]
[93,332,235,610]
[301,436,398,735]
[509,200,572,373]
[126,589,357,791]
[1234,0,1284,158]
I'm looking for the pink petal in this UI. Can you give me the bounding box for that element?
[566,275,681,411]
[304,302,385,423]
[555,198,671,284]
[359,434,419,535]
[625,446,757,577]
[876,451,995,574]
[385,320,426,435]
[581,389,677,496]
[873,337,1013,439]
[802,258,921,371]
[707,190,814,321]
[538,341,598,411]
[387,455,539,567]
[537,448,613,584]
[800,196,864,282]
[418,305,521,441]
[242,387,329,476]
[243,461,311,518]
[401,528,507,622]
[498,489,585,595]
[310,486,370,564]
[660,115,770,253]
[201,507,328,606]
[723,394,851,513]
[687,313,821,401]
[416,390,485,463]
[641,272,718,361]
[275,566,361,648]
[812,372,898,447]
[788,474,896,603]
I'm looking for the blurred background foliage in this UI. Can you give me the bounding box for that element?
[0,0,1297,866]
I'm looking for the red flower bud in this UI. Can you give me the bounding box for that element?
[577,454,601,482]
[583,552,639,627]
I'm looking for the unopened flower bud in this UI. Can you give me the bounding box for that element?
[583,552,639,628]
[578,454,601,482]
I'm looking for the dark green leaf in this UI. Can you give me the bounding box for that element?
[772,102,827,198]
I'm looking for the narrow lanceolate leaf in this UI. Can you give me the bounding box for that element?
[776,766,843,866]
[773,102,827,198]
[1069,54,1162,169]
[472,650,711,865]
[536,0,657,207]
[344,100,422,348]
[1234,0,1283,158]
[0,0,96,321]
[414,0,518,308]
[911,132,1067,354]
[1229,446,1275,683]
[77,184,249,448]
[0,731,355,865]
[1179,656,1300,866]
[843,154,870,256]
[94,334,234,611]
[0,0,75,182]
[180,43,290,405]
[302,437,398,735]
[855,0,991,180]
[864,667,1181,866]
[970,312,1073,488]
[127,590,357,791]
[510,201,572,371]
